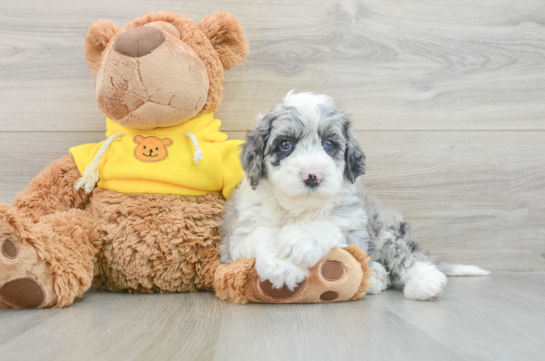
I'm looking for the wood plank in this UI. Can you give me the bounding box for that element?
[0,290,227,359]
[0,0,544,131]
[0,130,543,271]
[0,273,543,360]
[0,308,63,346]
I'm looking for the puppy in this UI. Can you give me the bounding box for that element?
[220,91,489,300]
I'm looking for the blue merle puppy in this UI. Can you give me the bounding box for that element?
[220,91,489,300]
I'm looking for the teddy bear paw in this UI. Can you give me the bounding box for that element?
[215,246,372,304]
[0,235,56,309]
[255,256,354,303]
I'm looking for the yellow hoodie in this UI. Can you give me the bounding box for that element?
[69,113,243,199]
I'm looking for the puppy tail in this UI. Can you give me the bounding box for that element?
[437,263,491,276]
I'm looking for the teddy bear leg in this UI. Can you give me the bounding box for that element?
[12,155,90,223]
[214,246,373,304]
[0,206,101,308]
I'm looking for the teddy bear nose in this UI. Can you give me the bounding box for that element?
[113,26,165,58]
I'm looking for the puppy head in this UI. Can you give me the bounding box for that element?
[241,91,365,200]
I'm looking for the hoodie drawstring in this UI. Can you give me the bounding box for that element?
[74,133,124,193]
[184,132,204,164]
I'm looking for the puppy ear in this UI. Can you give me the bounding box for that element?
[161,138,173,147]
[343,118,366,183]
[84,19,120,77]
[133,135,144,144]
[198,11,249,69]
[240,114,274,189]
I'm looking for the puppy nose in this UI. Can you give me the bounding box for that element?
[114,26,165,58]
[303,172,323,187]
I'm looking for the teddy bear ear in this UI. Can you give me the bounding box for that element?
[84,19,120,77]
[198,11,249,69]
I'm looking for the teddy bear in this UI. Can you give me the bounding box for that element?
[0,11,372,309]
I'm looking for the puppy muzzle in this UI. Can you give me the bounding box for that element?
[303,172,322,188]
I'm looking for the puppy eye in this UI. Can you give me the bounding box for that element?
[143,146,147,149]
[156,147,158,150]
[323,140,334,151]
[279,140,292,152]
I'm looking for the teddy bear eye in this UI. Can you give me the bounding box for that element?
[143,146,146,149]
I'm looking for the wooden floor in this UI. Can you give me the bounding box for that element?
[0,272,543,361]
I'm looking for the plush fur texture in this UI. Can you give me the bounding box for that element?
[221,92,490,300]
[12,156,91,222]
[0,11,248,308]
[88,189,225,293]
[198,11,249,70]
[84,19,120,77]
[1,155,226,307]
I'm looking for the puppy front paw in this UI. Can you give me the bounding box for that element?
[255,257,308,291]
[366,262,391,295]
[276,224,325,269]
[403,262,447,301]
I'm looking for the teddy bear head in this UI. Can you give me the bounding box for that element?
[84,11,249,130]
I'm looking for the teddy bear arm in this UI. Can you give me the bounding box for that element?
[214,247,373,304]
[12,155,90,223]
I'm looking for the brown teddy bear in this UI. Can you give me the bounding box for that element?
[0,11,372,308]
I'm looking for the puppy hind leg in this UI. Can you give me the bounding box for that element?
[370,221,447,301]
[402,261,447,301]
[402,260,490,301]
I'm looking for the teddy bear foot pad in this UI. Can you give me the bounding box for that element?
[0,235,56,309]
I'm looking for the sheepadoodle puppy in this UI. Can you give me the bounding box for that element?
[220,91,489,300]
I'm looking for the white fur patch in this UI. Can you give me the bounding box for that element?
[437,263,491,276]
[402,262,447,301]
